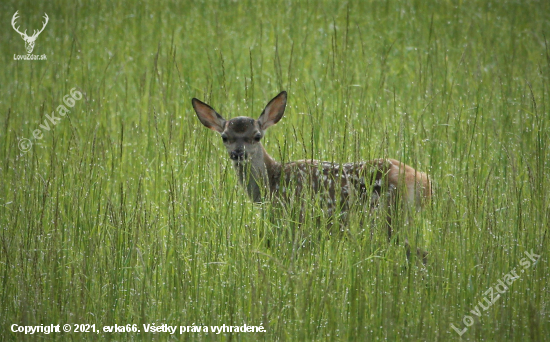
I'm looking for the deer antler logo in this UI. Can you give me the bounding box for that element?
[11,11,49,54]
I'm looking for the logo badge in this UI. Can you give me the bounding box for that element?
[12,11,48,60]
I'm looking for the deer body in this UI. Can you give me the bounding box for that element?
[192,91,431,222]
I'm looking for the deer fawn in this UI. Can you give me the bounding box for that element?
[192,91,431,257]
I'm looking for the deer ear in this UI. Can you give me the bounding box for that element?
[258,91,287,131]
[192,98,226,133]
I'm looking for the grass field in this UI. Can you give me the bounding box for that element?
[1,0,549,340]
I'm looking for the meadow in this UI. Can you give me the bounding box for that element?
[1,0,549,340]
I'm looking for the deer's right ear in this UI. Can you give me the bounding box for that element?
[192,98,226,133]
[258,91,287,131]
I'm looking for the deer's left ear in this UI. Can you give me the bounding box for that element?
[258,91,287,131]
[192,98,226,133]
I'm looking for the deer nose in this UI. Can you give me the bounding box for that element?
[230,150,246,161]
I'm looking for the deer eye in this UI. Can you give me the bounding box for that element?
[221,135,228,143]
[254,134,261,142]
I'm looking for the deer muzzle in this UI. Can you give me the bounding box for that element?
[230,150,248,161]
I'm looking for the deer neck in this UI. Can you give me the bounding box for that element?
[233,144,281,203]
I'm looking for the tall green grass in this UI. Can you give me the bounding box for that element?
[1,0,549,340]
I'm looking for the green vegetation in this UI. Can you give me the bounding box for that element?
[1,0,548,340]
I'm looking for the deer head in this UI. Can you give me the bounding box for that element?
[12,11,49,54]
[192,91,287,164]
[192,91,287,202]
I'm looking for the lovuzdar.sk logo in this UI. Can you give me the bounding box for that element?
[12,10,48,60]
